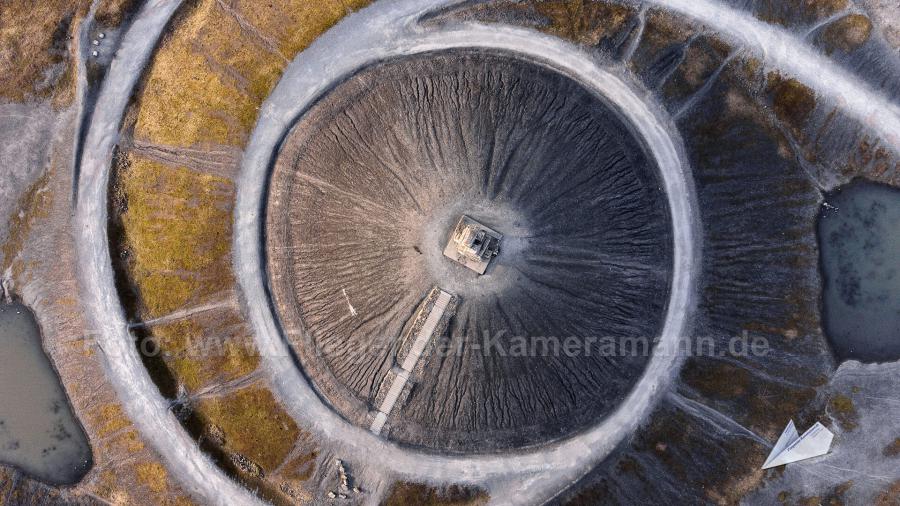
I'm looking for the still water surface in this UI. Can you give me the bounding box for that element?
[0,302,91,484]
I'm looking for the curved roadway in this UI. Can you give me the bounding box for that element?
[73,1,264,505]
[233,1,698,502]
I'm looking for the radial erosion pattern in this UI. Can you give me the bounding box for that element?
[266,50,674,452]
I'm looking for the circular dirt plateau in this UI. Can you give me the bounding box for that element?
[266,50,674,453]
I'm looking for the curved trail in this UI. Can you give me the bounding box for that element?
[649,0,900,149]
[73,1,264,504]
[234,1,698,502]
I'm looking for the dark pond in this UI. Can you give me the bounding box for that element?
[819,180,900,363]
[0,302,91,484]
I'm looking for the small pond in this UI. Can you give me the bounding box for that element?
[0,302,92,484]
[819,180,900,363]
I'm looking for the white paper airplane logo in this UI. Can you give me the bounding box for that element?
[762,420,834,469]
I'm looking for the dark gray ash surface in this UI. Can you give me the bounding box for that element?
[266,50,673,452]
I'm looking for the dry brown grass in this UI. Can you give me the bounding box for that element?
[884,438,900,458]
[383,482,490,506]
[874,479,900,506]
[95,0,142,27]
[149,316,260,392]
[133,0,285,146]
[114,154,262,391]
[196,386,300,473]
[133,0,371,147]
[829,393,859,431]
[118,156,233,317]
[136,462,169,494]
[821,13,873,54]
[767,72,817,133]
[0,0,88,103]
[755,0,848,27]
[523,0,636,47]
[1,172,52,280]
[229,0,371,58]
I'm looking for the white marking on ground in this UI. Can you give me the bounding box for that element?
[342,288,359,317]
[370,370,408,435]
